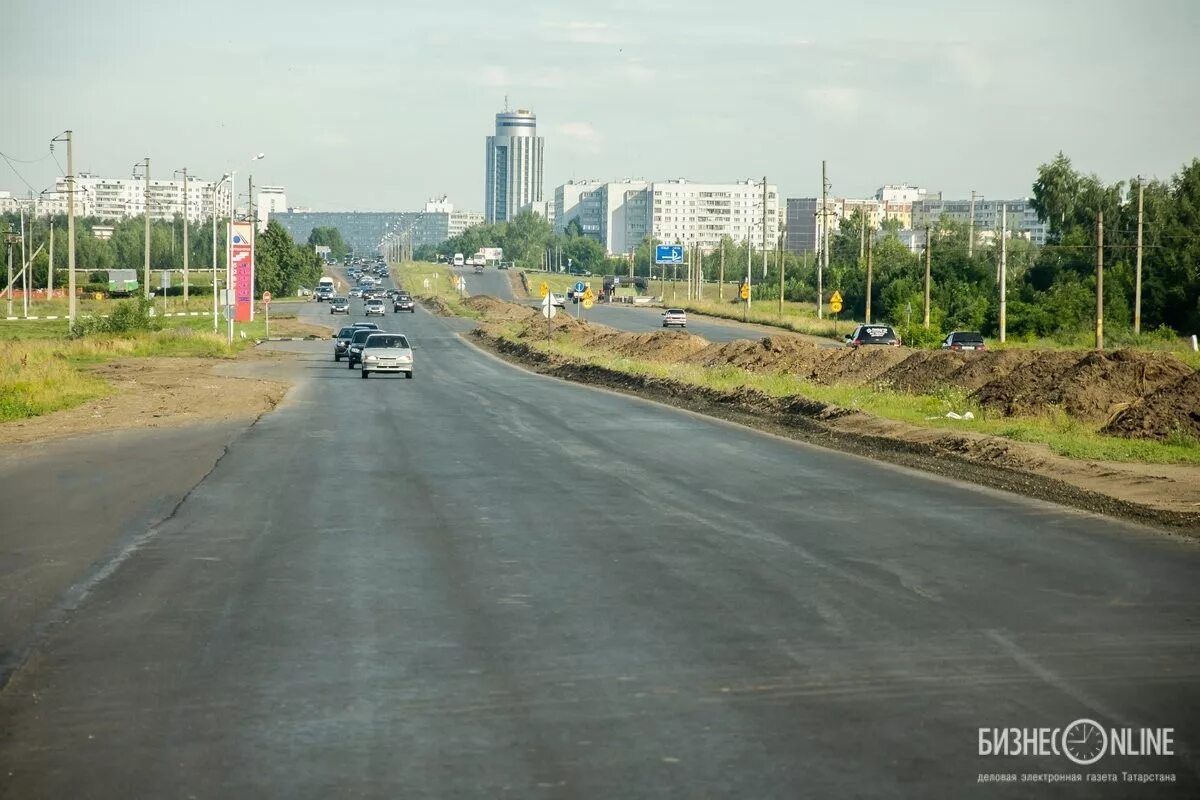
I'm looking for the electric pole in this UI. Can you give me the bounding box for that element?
[180,168,189,304]
[143,157,151,299]
[923,225,932,329]
[47,220,54,302]
[865,231,873,324]
[761,176,768,282]
[67,133,75,322]
[249,174,255,320]
[1095,211,1104,351]
[999,204,1007,343]
[1134,176,1144,336]
[819,161,828,319]
[777,229,785,317]
[718,243,725,301]
[968,190,976,258]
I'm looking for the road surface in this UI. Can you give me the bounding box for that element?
[1,299,1197,798]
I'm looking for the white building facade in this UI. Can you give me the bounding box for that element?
[912,198,1048,245]
[648,179,779,253]
[484,109,545,224]
[33,174,234,222]
[256,186,287,231]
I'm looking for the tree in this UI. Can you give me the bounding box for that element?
[307,226,348,261]
[564,217,584,238]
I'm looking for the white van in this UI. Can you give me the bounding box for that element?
[452,253,465,267]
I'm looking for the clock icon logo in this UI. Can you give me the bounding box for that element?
[1061,718,1107,765]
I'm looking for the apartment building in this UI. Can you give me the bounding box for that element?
[912,198,1048,245]
[33,174,234,222]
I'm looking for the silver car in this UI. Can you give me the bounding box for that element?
[360,333,413,379]
[364,298,386,316]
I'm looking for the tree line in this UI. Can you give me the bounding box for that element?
[413,153,1199,345]
[0,212,322,297]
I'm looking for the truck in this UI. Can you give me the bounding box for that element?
[107,269,139,295]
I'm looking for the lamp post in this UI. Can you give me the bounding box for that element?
[132,158,151,299]
[174,168,190,305]
[212,174,231,332]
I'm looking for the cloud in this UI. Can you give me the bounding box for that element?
[478,65,510,87]
[554,122,604,153]
[802,87,864,120]
[540,20,628,45]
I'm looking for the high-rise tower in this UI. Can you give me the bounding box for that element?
[485,109,544,224]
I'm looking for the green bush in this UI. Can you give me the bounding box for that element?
[70,297,162,338]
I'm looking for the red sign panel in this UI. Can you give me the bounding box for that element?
[231,222,254,322]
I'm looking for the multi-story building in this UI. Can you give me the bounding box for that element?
[422,197,484,238]
[256,186,287,231]
[0,191,19,214]
[518,200,555,226]
[553,180,604,236]
[911,198,1048,245]
[32,174,234,222]
[648,179,779,253]
[485,109,544,224]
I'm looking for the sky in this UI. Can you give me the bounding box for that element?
[2,0,1198,212]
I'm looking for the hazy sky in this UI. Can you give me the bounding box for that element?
[3,0,1198,211]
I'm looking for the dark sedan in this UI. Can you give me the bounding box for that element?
[328,296,350,314]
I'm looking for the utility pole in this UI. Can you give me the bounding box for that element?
[760,176,768,282]
[923,225,932,329]
[1095,210,1104,350]
[20,206,28,318]
[746,220,753,311]
[47,220,54,302]
[696,247,702,301]
[999,204,1007,343]
[865,231,873,324]
[61,131,76,323]
[718,244,725,301]
[968,190,976,258]
[819,160,828,320]
[1134,176,1144,336]
[249,174,255,320]
[180,168,189,304]
[777,229,785,317]
[143,157,151,299]
[859,210,865,260]
[5,233,12,317]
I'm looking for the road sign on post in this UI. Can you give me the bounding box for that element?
[655,244,684,265]
[262,291,271,304]
[574,281,586,293]
[539,281,549,299]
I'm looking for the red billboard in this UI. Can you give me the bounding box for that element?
[230,222,254,322]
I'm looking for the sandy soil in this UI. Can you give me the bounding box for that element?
[0,357,290,447]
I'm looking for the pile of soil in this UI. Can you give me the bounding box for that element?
[1101,370,1200,441]
[583,330,711,362]
[463,296,536,322]
[973,349,1193,421]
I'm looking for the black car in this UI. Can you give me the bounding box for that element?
[844,324,901,348]
[329,296,350,314]
[333,325,359,361]
[394,294,415,313]
[347,327,386,367]
[941,331,986,351]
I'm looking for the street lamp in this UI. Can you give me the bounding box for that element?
[174,168,191,304]
[212,173,231,332]
[132,158,151,299]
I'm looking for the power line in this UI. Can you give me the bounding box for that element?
[0,151,37,194]
[0,148,52,165]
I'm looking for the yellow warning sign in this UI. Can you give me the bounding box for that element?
[830,299,843,314]
[539,282,549,299]
[739,283,750,300]
[582,297,594,309]
[829,290,843,305]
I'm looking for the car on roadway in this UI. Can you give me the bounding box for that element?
[315,286,334,302]
[333,325,359,360]
[364,298,386,316]
[349,286,364,299]
[662,308,687,328]
[360,333,414,379]
[941,331,987,351]
[844,324,902,348]
[329,296,350,314]
[346,327,386,367]
[547,292,566,309]
[394,293,415,313]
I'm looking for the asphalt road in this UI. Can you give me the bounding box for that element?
[1,298,1198,798]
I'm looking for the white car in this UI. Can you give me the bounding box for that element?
[662,308,687,328]
[364,298,386,316]
[361,333,413,379]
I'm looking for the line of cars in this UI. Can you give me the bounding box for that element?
[842,324,988,350]
[333,323,415,379]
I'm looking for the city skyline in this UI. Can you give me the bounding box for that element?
[2,0,1198,212]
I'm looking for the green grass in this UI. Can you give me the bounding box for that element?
[393,260,483,319]
[515,333,1200,465]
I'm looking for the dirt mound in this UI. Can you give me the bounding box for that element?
[582,330,711,362]
[463,296,536,322]
[973,349,1193,421]
[1101,370,1200,441]
[684,336,823,374]
[808,346,914,386]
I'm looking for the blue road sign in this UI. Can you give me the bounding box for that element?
[574,281,586,293]
[655,244,684,264]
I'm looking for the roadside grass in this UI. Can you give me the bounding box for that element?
[0,328,240,423]
[394,260,483,319]
[516,332,1200,466]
